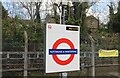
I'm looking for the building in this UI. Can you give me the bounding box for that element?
[84,15,99,33]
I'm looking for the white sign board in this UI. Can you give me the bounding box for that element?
[45,23,80,73]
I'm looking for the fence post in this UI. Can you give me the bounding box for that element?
[89,35,95,77]
[24,31,28,78]
[0,48,1,76]
[0,3,2,78]
[118,51,120,77]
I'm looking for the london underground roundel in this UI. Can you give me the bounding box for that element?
[52,38,76,65]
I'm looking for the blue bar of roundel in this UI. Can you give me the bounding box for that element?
[49,49,77,55]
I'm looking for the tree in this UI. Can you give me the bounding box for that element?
[19,1,45,65]
[2,2,44,51]
[20,2,42,23]
[107,1,120,50]
[107,2,114,32]
[2,3,8,19]
[20,1,43,51]
[34,2,42,23]
[108,1,120,33]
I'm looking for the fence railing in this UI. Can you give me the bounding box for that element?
[2,51,119,72]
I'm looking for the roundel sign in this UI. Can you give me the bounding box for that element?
[46,23,80,73]
[52,38,76,65]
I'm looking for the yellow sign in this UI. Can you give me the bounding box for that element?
[99,50,119,57]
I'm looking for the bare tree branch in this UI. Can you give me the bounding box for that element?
[20,1,42,22]
[20,2,33,20]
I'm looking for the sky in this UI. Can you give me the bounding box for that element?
[86,0,119,24]
[1,0,119,24]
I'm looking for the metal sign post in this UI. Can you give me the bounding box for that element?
[60,6,62,25]
[58,1,67,78]
[59,72,67,78]
[59,2,67,78]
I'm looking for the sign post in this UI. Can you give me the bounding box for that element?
[59,2,67,77]
[45,23,80,74]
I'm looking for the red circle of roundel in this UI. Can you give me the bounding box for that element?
[52,38,75,65]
